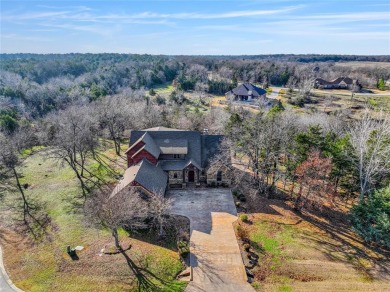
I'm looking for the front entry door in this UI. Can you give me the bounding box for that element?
[188,170,195,182]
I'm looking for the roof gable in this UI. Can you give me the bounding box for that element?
[126,132,160,158]
[130,130,203,168]
[230,83,266,96]
[128,128,224,171]
[110,159,167,198]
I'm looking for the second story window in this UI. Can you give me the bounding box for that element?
[173,172,178,178]
[173,154,181,159]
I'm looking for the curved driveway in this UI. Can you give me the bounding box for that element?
[169,189,253,292]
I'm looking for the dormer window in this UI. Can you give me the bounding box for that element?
[173,154,181,159]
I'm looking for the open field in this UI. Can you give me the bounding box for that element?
[335,61,390,69]
[235,196,390,292]
[153,82,175,94]
[0,143,185,292]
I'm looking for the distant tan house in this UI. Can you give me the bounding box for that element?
[314,77,361,90]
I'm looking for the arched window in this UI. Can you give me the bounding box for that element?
[217,171,222,182]
[173,172,178,179]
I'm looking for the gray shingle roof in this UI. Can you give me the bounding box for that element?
[135,159,167,194]
[228,82,266,97]
[127,132,160,158]
[110,159,167,198]
[124,129,224,191]
[143,126,186,131]
[130,130,203,168]
[155,139,188,154]
[201,135,224,168]
[158,160,188,171]
[315,77,355,86]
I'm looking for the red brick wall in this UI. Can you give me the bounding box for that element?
[127,141,145,167]
[131,149,158,166]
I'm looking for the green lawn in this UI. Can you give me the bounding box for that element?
[153,82,174,94]
[0,142,186,292]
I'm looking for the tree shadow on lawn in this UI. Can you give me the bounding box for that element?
[119,248,171,292]
[297,206,390,281]
[245,194,390,281]
[129,215,190,252]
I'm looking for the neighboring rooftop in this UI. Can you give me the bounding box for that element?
[229,82,266,97]
[315,77,356,85]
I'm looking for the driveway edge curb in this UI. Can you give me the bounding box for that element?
[0,245,24,292]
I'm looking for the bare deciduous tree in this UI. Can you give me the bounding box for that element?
[349,110,390,201]
[87,186,173,248]
[148,190,172,237]
[44,105,100,198]
[0,132,48,238]
[87,187,150,249]
[95,95,136,155]
[85,187,172,290]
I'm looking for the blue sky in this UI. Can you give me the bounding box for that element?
[1,0,389,55]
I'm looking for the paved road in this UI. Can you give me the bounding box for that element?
[169,189,254,292]
[0,246,15,292]
[267,86,285,100]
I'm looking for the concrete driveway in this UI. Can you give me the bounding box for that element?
[169,189,253,292]
[0,246,17,292]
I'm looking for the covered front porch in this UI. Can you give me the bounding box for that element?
[167,160,203,188]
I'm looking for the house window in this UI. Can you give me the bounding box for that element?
[173,172,178,179]
[217,171,222,182]
[173,154,181,159]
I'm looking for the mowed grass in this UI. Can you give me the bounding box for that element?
[0,142,186,292]
[153,82,175,94]
[241,198,390,292]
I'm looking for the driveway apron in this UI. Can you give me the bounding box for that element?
[169,189,254,292]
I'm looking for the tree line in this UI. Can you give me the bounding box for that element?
[221,107,390,248]
[1,54,389,124]
[0,54,389,249]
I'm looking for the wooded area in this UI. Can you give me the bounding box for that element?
[0,54,389,290]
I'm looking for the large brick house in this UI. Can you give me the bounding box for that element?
[314,77,360,90]
[110,127,230,198]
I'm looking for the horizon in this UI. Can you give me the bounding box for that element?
[1,0,390,55]
[1,52,390,57]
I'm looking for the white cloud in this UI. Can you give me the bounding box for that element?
[300,11,390,21]
[1,5,303,23]
[126,6,303,19]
